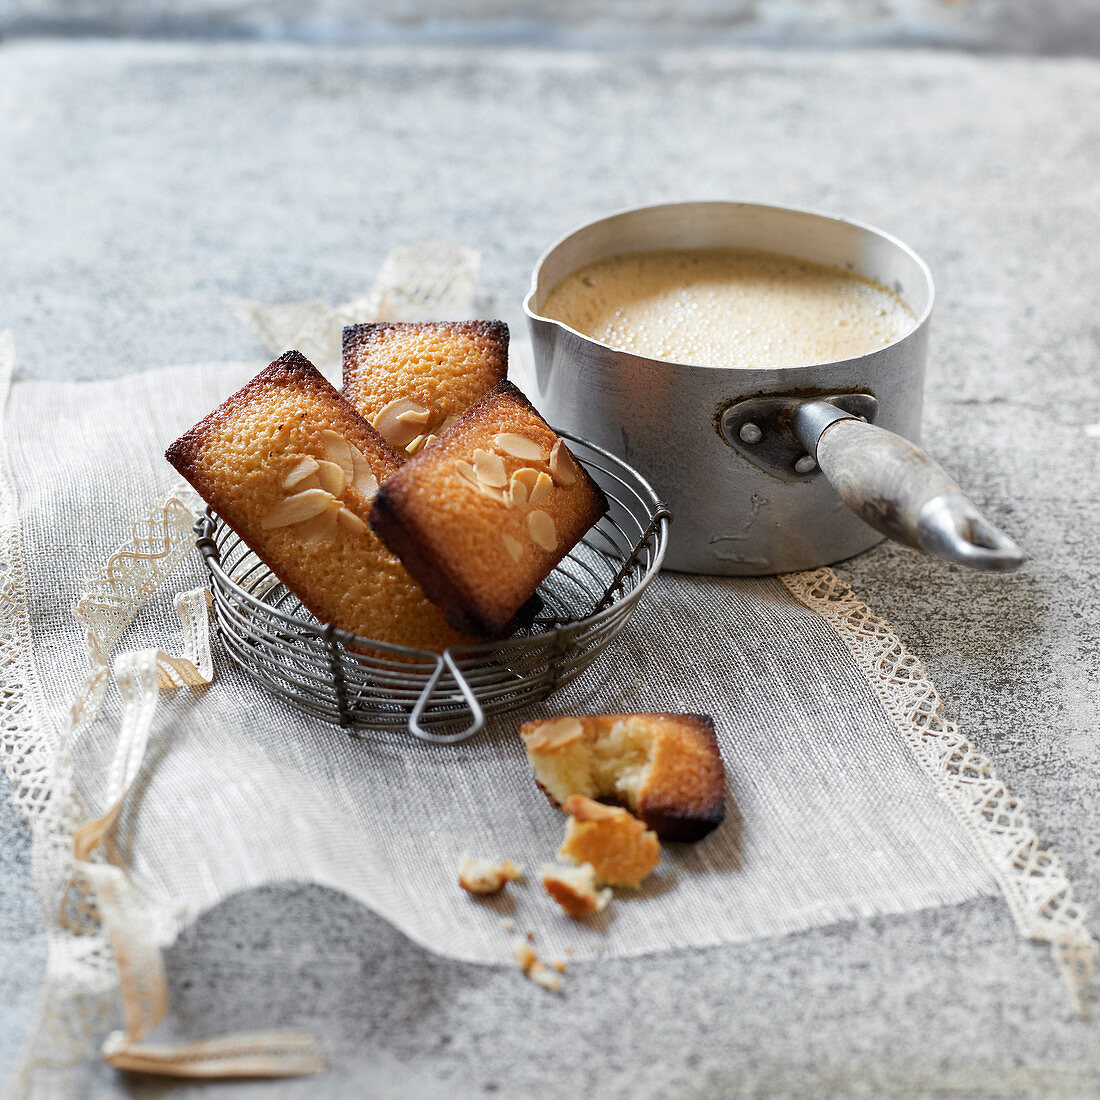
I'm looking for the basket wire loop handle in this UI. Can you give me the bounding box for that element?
[409,650,485,744]
[323,624,353,727]
[592,504,673,615]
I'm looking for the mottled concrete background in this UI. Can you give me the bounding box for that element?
[5,0,1100,55]
[2,7,1100,1098]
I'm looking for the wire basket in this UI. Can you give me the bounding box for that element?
[194,431,670,743]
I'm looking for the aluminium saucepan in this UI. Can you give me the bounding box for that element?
[523,200,1025,576]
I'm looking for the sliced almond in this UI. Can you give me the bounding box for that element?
[473,448,508,488]
[549,439,578,486]
[315,459,347,495]
[336,506,368,534]
[503,534,524,563]
[508,477,529,508]
[455,460,479,486]
[262,488,336,529]
[299,502,341,544]
[353,471,379,501]
[321,430,355,479]
[349,448,379,501]
[511,467,543,495]
[294,473,322,492]
[283,456,319,489]
[528,510,558,552]
[372,398,432,449]
[528,471,553,505]
[405,434,427,456]
[476,482,508,505]
[493,433,544,461]
[524,716,584,752]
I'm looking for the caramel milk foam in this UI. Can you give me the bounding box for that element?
[540,247,916,368]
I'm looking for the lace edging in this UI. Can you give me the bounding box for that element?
[781,567,1098,1014]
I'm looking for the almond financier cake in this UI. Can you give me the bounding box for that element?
[165,350,468,653]
[369,380,609,638]
[520,713,726,842]
[342,320,508,457]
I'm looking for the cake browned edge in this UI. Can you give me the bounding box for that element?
[369,379,609,638]
[341,319,510,411]
[635,713,726,842]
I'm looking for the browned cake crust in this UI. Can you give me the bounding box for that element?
[370,380,609,638]
[342,320,508,456]
[519,712,726,842]
[166,350,469,653]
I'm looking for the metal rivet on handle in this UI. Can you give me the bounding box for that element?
[739,422,763,444]
[794,454,817,474]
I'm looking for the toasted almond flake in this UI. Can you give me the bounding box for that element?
[336,506,368,534]
[476,482,508,505]
[523,716,584,752]
[262,488,336,529]
[528,471,553,505]
[511,467,543,495]
[372,398,432,449]
[298,502,341,544]
[294,473,322,492]
[315,459,347,495]
[503,534,524,563]
[354,471,379,501]
[528,510,558,552]
[405,434,427,456]
[348,449,379,501]
[455,460,479,485]
[550,439,578,486]
[508,478,529,507]
[493,433,544,461]
[473,448,508,488]
[321,430,355,478]
[283,456,320,489]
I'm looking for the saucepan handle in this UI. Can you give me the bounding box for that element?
[792,401,1025,573]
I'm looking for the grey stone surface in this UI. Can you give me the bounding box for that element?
[6,0,1100,56]
[1,38,1099,1096]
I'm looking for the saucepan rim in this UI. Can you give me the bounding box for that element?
[522,198,936,376]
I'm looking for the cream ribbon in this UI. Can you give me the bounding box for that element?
[69,501,323,1078]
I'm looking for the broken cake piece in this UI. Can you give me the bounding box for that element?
[458,855,523,896]
[520,713,726,842]
[369,380,609,637]
[342,320,508,457]
[558,796,660,888]
[541,862,612,919]
[165,350,469,653]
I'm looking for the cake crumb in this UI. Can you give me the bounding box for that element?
[512,938,562,994]
[499,917,515,933]
[541,863,612,918]
[458,855,522,896]
[551,958,567,973]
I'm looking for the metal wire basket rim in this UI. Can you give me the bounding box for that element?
[195,426,670,665]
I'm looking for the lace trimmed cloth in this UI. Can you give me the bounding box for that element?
[0,249,1094,1096]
